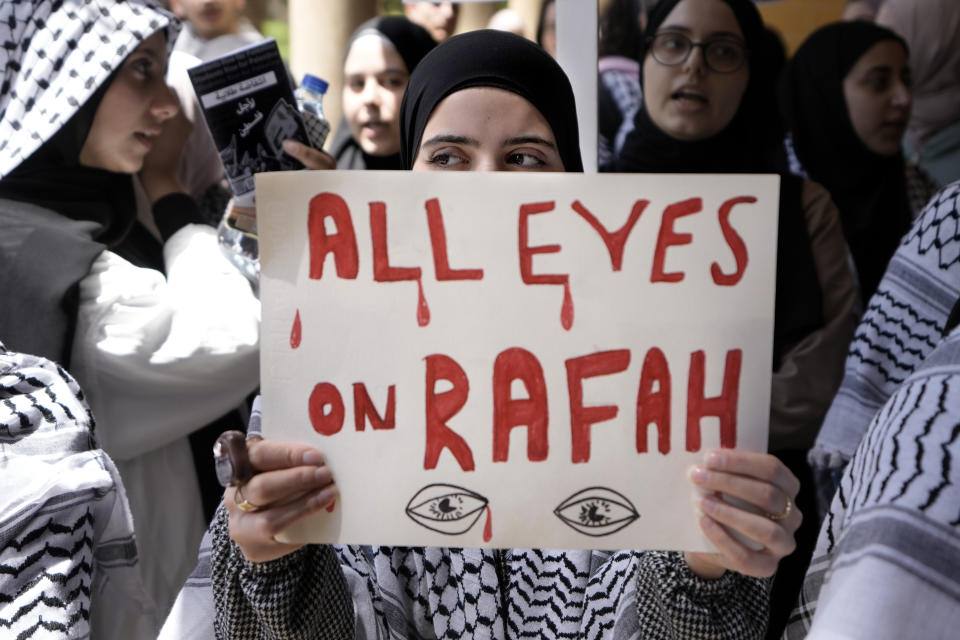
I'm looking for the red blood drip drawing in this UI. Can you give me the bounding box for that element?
[290,309,302,349]
[483,505,493,543]
[326,498,336,513]
[560,282,574,331]
[417,278,431,327]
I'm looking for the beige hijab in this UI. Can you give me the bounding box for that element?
[878,0,960,147]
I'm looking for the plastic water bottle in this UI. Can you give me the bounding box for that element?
[295,73,331,150]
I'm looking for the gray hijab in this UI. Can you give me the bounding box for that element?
[878,0,960,147]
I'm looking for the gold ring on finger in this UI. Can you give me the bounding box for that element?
[235,485,261,512]
[766,495,792,521]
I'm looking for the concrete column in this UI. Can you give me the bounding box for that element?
[556,0,597,172]
[507,0,542,41]
[455,2,501,34]
[288,0,378,148]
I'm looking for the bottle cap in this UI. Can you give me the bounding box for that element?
[301,73,329,95]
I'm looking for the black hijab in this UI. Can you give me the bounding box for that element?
[780,21,912,300]
[618,0,823,370]
[331,16,437,170]
[0,78,137,248]
[399,29,583,172]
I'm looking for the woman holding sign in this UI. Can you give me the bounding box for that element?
[183,30,803,640]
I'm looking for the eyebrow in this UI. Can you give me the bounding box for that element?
[345,67,408,77]
[419,134,556,149]
[657,25,745,41]
[502,135,556,148]
[136,48,162,61]
[420,134,480,147]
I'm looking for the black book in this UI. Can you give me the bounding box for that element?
[188,39,309,207]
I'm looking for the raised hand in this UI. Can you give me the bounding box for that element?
[685,449,801,578]
[226,438,338,563]
[283,139,337,170]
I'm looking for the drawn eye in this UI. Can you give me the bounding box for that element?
[405,483,489,535]
[553,487,639,537]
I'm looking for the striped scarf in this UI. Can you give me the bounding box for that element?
[0,344,148,638]
[811,180,960,513]
[786,326,960,638]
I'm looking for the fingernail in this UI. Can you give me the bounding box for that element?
[314,487,338,510]
[689,466,709,485]
[303,450,324,466]
[314,467,332,484]
[701,495,719,514]
[705,451,723,469]
[283,139,299,153]
[699,513,718,531]
[691,494,703,517]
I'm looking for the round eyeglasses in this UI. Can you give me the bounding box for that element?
[648,32,748,74]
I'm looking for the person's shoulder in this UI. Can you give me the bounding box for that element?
[0,196,58,220]
[902,324,960,383]
[178,21,266,63]
[0,342,95,444]
[798,179,832,209]
[0,197,102,242]
[795,179,843,233]
[236,19,265,44]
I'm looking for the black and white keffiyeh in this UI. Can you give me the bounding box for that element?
[158,400,771,640]
[785,325,960,639]
[810,180,960,512]
[206,518,771,640]
[0,0,179,179]
[178,502,770,639]
[0,342,148,638]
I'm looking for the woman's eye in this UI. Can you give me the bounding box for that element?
[712,44,736,60]
[426,150,466,169]
[506,151,544,168]
[381,76,407,90]
[130,59,153,79]
[864,72,892,92]
[661,36,686,51]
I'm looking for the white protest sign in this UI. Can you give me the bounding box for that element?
[257,171,779,551]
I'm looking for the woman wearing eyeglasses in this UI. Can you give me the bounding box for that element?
[618,0,857,635]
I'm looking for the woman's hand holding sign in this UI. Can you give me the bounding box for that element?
[223,437,338,564]
[685,449,801,579]
[222,436,800,582]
